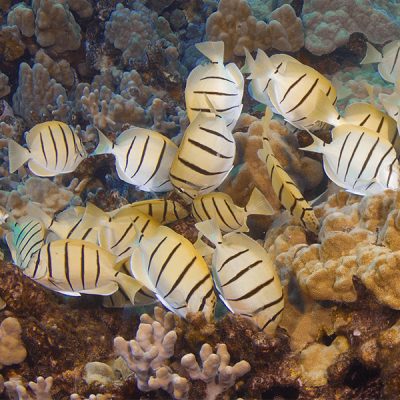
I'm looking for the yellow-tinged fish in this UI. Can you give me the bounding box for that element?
[26,203,99,244]
[24,239,142,303]
[8,121,87,176]
[111,198,189,225]
[361,41,400,83]
[170,110,235,203]
[103,257,157,308]
[196,219,284,334]
[93,127,177,192]
[5,216,45,270]
[129,223,216,320]
[80,203,159,262]
[244,49,337,131]
[257,109,319,233]
[185,41,244,129]
[191,188,274,233]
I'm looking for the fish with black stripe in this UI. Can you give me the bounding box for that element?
[244,49,338,132]
[361,40,400,83]
[191,188,274,233]
[111,198,189,225]
[129,222,216,320]
[26,203,99,244]
[257,109,319,233]
[5,216,46,270]
[80,203,159,262]
[301,124,400,195]
[195,218,284,334]
[24,239,142,302]
[185,41,244,129]
[8,121,87,176]
[170,110,236,203]
[93,127,177,192]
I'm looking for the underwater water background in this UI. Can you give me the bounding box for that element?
[0,0,400,399]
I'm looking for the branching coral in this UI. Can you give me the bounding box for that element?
[0,317,26,368]
[2,376,53,400]
[12,62,67,127]
[0,24,25,62]
[181,343,251,400]
[206,0,304,61]
[31,0,81,53]
[6,3,35,37]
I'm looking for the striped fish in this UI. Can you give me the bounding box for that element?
[169,111,235,203]
[24,239,142,302]
[5,216,46,270]
[93,128,178,192]
[8,121,86,176]
[258,109,319,233]
[26,203,99,244]
[129,223,216,320]
[301,124,400,195]
[185,41,244,129]
[245,49,338,131]
[111,198,189,225]
[361,41,400,83]
[103,257,156,308]
[191,188,274,233]
[80,203,159,262]
[196,219,284,334]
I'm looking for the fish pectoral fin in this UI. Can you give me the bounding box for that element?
[80,281,119,296]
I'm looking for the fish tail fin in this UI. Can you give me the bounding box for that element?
[245,187,275,217]
[114,272,143,305]
[92,129,113,156]
[26,202,53,228]
[195,41,224,64]
[244,48,269,79]
[364,82,376,107]
[310,90,343,127]
[299,132,326,154]
[257,148,268,163]
[255,49,278,78]
[241,48,253,74]
[195,218,222,246]
[360,42,382,65]
[8,139,30,173]
[81,202,110,229]
[193,234,214,257]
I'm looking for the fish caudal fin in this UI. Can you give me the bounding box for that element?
[243,48,267,80]
[8,139,30,173]
[299,132,327,154]
[92,129,114,156]
[195,41,224,64]
[81,202,110,230]
[114,272,143,305]
[360,42,382,65]
[26,202,53,229]
[193,234,214,257]
[195,218,222,246]
[245,187,275,217]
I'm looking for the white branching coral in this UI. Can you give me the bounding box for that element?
[181,343,251,400]
[0,317,26,368]
[3,376,53,400]
[114,307,189,398]
[206,0,304,60]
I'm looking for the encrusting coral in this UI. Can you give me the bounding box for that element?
[206,0,304,61]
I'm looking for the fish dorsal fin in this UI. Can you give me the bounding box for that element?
[81,202,110,230]
[25,123,46,147]
[360,42,382,65]
[195,218,222,246]
[382,40,400,56]
[26,202,53,229]
[196,41,225,64]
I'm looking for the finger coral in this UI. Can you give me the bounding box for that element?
[206,0,304,61]
[0,317,26,368]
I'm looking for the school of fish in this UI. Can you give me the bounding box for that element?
[3,39,400,333]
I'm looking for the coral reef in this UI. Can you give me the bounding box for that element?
[0,317,26,368]
[206,0,304,61]
[302,0,400,56]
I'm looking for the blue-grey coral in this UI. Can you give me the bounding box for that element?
[6,3,35,37]
[0,72,10,98]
